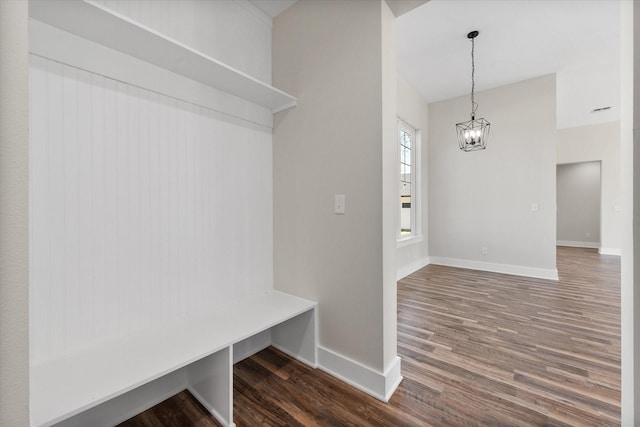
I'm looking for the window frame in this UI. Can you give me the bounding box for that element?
[397,119,421,246]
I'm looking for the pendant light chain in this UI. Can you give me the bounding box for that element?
[455,30,490,152]
[471,35,477,119]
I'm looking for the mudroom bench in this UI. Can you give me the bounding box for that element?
[30,291,317,427]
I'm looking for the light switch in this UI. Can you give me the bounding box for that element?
[334,194,345,214]
[531,203,539,212]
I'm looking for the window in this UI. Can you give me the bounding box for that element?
[399,120,416,239]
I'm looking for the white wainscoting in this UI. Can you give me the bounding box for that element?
[29,55,273,364]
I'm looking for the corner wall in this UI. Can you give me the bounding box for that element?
[381,0,399,383]
[428,75,558,280]
[0,0,30,425]
[272,0,400,400]
[557,122,621,254]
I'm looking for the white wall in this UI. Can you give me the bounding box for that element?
[557,121,621,254]
[272,0,401,400]
[556,162,601,247]
[0,1,30,425]
[29,1,275,364]
[381,0,399,387]
[620,0,638,422]
[396,76,429,279]
[428,75,558,280]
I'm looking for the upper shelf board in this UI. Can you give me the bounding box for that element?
[29,0,297,112]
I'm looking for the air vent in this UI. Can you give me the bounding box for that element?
[592,106,611,113]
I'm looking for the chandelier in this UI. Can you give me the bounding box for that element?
[456,30,490,152]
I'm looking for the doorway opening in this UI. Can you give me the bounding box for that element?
[556,161,602,249]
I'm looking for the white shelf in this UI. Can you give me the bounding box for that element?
[30,290,316,427]
[29,0,297,112]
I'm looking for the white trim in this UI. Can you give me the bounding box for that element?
[383,357,403,402]
[397,234,423,248]
[397,256,430,281]
[317,347,403,402]
[598,247,622,256]
[429,257,559,281]
[557,240,600,249]
[397,119,420,240]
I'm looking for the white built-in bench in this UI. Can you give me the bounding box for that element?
[31,291,317,427]
[28,2,309,425]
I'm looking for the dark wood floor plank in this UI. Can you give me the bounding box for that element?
[120,247,620,426]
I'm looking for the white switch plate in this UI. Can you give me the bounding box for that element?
[334,194,345,214]
[531,203,539,212]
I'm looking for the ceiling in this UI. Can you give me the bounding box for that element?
[250,0,427,19]
[250,0,297,18]
[396,0,621,128]
[385,0,429,17]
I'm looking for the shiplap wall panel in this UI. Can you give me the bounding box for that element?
[94,0,272,84]
[29,56,273,363]
[30,55,47,362]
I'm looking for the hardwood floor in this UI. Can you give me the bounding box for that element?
[119,390,219,426]
[120,247,620,426]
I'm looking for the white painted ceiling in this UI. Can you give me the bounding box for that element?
[250,0,427,18]
[249,0,297,18]
[386,0,429,17]
[396,0,621,129]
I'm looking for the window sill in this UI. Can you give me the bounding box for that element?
[397,235,423,248]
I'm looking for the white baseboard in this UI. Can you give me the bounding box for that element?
[317,346,403,402]
[272,343,318,369]
[397,256,430,280]
[599,247,621,256]
[187,386,234,427]
[429,257,559,281]
[557,240,599,249]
